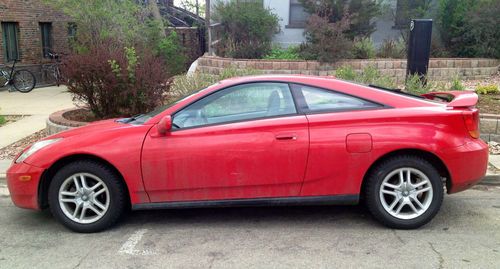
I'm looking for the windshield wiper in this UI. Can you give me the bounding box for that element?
[116,114,144,123]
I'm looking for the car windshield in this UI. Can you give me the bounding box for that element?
[128,86,214,124]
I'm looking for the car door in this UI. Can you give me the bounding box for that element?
[290,84,384,197]
[141,82,309,202]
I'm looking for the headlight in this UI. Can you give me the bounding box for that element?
[15,138,62,163]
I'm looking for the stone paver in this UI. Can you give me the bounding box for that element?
[0,86,74,147]
[490,154,500,170]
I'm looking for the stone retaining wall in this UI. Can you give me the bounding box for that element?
[480,114,500,142]
[46,108,87,135]
[197,56,499,82]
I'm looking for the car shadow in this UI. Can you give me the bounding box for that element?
[120,204,378,229]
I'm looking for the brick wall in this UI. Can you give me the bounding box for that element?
[197,56,500,83]
[0,0,70,65]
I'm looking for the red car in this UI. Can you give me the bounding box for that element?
[7,75,488,232]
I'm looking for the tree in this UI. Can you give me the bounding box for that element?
[300,0,382,39]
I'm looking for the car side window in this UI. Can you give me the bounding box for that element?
[173,83,297,129]
[295,85,381,112]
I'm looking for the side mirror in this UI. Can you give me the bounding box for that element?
[158,115,172,135]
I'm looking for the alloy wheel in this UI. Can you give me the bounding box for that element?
[58,173,110,224]
[379,167,433,220]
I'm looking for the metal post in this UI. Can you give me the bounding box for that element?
[205,0,213,55]
[406,19,433,83]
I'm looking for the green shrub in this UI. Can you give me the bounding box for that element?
[263,46,303,60]
[437,0,499,58]
[405,74,432,95]
[449,76,465,91]
[0,115,6,126]
[299,12,352,62]
[475,84,499,95]
[377,38,406,58]
[335,66,358,81]
[213,1,280,59]
[158,31,187,76]
[335,65,396,89]
[351,38,376,59]
[300,0,382,39]
[170,68,263,97]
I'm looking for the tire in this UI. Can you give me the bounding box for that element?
[365,155,444,229]
[13,69,36,93]
[48,160,127,233]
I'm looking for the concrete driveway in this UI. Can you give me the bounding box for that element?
[0,86,74,148]
[0,181,499,269]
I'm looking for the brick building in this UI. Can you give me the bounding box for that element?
[0,0,71,85]
[0,1,71,64]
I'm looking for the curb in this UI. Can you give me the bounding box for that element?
[479,174,500,186]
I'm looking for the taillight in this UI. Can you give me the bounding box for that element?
[462,109,480,139]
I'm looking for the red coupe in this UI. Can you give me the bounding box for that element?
[7,75,488,232]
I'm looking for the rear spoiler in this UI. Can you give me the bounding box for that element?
[421,91,478,108]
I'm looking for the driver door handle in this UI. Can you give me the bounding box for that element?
[275,133,297,140]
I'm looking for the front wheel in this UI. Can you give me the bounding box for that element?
[48,160,127,233]
[13,69,36,92]
[365,155,444,229]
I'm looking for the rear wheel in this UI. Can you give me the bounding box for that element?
[365,155,444,229]
[48,160,127,233]
[13,69,36,93]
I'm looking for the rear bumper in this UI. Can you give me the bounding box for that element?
[6,161,44,210]
[441,140,489,193]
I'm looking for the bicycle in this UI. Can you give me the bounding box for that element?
[0,60,37,93]
[41,51,63,87]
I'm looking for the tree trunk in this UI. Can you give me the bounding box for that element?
[149,0,166,38]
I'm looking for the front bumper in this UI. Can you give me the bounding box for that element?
[6,161,44,210]
[441,139,489,193]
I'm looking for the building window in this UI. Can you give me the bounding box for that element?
[289,0,309,28]
[40,22,53,58]
[68,22,77,44]
[2,22,20,62]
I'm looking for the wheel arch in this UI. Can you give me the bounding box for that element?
[360,148,451,198]
[38,154,131,209]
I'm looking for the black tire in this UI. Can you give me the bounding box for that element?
[13,69,36,93]
[48,160,127,233]
[365,155,444,229]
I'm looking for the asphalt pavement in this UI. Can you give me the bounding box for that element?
[0,179,499,269]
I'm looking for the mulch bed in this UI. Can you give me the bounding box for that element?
[0,130,47,160]
[63,108,98,122]
[478,94,500,114]
[463,71,500,114]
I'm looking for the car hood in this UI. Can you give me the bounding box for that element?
[46,119,142,139]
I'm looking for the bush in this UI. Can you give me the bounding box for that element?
[62,42,169,119]
[334,66,358,81]
[460,2,500,58]
[157,31,187,76]
[170,68,263,97]
[263,46,303,60]
[213,1,280,59]
[0,115,5,126]
[351,38,376,59]
[476,84,499,95]
[449,76,465,91]
[299,12,352,62]
[377,38,406,58]
[335,65,396,88]
[437,0,499,58]
[405,74,432,95]
[300,0,382,39]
